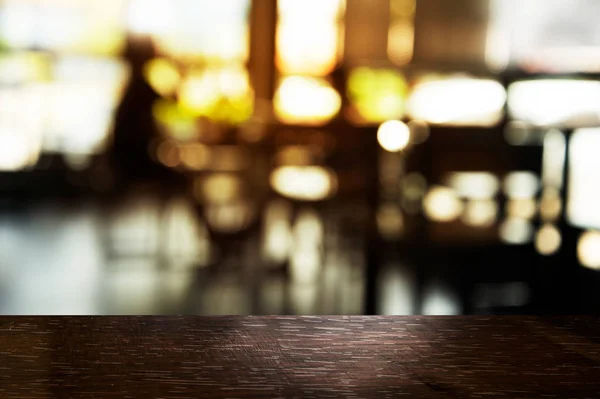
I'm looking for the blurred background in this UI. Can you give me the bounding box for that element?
[1,0,600,315]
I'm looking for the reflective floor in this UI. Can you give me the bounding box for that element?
[1,175,599,315]
[0,184,366,315]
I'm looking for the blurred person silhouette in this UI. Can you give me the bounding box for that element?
[112,35,170,186]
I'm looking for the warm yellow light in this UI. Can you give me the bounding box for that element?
[462,199,497,228]
[377,120,410,152]
[277,22,339,76]
[179,72,221,113]
[177,66,253,125]
[499,217,533,244]
[578,231,600,270]
[179,143,210,170]
[143,58,181,97]
[407,77,506,126]
[540,188,562,222]
[204,201,256,234]
[276,0,343,76]
[152,100,198,141]
[347,68,407,123]
[270,166,338,201]
[274,77,341,125]
[535,224,561,256]
[194,174,242,205]
[388,21,414,66]
[506,198,537,220]
[503,171,539,199]
[423,186,464,222]
[508,80,600,127]
[446,172,500,200]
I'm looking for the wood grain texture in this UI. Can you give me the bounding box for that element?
[1,317,599,398]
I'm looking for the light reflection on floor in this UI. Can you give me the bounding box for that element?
[0,188,367,315]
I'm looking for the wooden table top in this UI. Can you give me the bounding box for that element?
[1,317,599,398]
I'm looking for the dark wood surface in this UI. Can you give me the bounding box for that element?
[1,317,599,398]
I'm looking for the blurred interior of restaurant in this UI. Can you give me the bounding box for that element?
[1,0,600,315]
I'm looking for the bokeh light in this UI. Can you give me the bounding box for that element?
[535,224,561,256]
[462,199,498,228]
[143,58,181,97]
[423,186,464,222]
[506,198,537,220]
[274,77,341,125]
[446,172,500,200]
[194,174,243,205]
[178,66,253,125]
[503,171,539,199]
[377,120,410,152]
[508,80,600,127]
[499,217,533,245]
[276,0,344,76]
[568,128,600,229]
[540,188,562,222]
[578,231,600,270]
[407,76,506,126]
[347,68,408,123]
[270,166,338,201]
